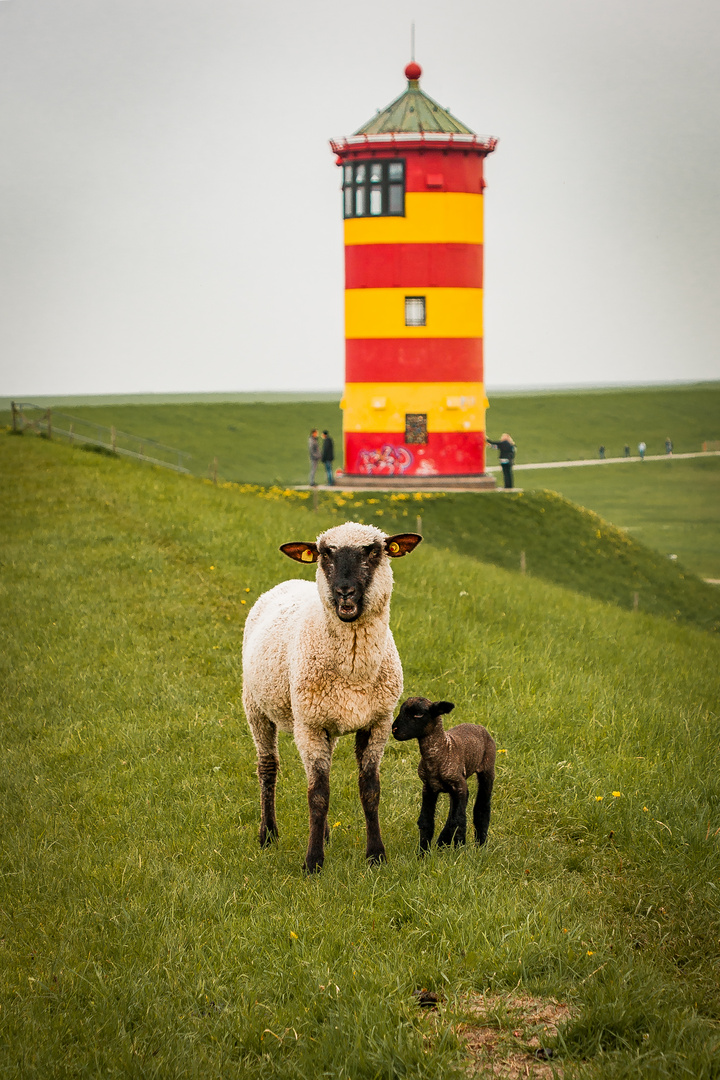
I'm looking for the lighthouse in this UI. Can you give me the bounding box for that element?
[330,61,498,484]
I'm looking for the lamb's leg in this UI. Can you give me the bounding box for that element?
[417,784,439,853]
[247,711,279,847]
[355,727,387,865]
[437,779,469,847]
[473,769,494,845]
[298,730,336,874]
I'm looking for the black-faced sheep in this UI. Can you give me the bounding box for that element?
[392,697,496,851]
[241,522,422,873]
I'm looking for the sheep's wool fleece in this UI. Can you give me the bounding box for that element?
[242,522,403,744]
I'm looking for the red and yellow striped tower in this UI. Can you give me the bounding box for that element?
[330,61,498,484]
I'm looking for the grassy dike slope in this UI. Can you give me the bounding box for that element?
[1,435,719,1079]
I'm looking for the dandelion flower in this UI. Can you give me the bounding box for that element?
[290,931,298,939]
[587,950,594,956]
[210,566,215,570]
[498,749,508,754]
[241,600,246,605]
[613,791,622,798]
[595,796,604,801]
[643,806,649,812]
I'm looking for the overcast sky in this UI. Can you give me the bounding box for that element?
[1,0,719,397]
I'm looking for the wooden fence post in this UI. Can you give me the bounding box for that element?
[11,402,18,433]
[45,409,52,440]
[111,426,116,453]
[520,550,526,575]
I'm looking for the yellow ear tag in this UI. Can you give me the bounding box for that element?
[301,548,314,562]
[389,542,400,554]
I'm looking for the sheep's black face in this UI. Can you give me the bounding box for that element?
[318,541,383,622]
[392,697,454,740]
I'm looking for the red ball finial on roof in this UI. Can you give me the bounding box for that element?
[405,61,422,82]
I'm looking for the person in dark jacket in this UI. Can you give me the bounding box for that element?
[486,433,516,489]
[321,430,335,485]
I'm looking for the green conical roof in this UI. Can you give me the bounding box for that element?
[355,64,474,136]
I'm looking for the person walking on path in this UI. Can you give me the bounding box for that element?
[321,430,335,485]
[638,440,646,461]
[486,433,516,489]
[308,428,321,486]
[665,437,673,455]
[599,445,605,459]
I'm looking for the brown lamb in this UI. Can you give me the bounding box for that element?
[392,697,496,851]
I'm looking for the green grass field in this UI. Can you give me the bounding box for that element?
[4,382,719,581]
[2,433,719,1078]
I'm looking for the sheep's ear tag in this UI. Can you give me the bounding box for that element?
[385,533,423,558]
[279,542,319,564]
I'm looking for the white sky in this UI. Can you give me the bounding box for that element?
[1,0,719,396]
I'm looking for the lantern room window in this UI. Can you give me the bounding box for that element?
[342,159,405,219]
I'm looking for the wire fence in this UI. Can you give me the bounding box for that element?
[10,401,191,474]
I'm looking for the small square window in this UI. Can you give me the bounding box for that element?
[370,162,383,183]
[405,413,428,445]
[344,165,353,184]
[405,296,426,327]
[388,161,404,181]
[355,164,366,184]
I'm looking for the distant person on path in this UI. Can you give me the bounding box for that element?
[308,428,321,486]
[624,444,630,457]
[638,440,646,460]
[599,445,605,459]
[665,437,673,455]
[321,430,335,485]
[486,433,516,489]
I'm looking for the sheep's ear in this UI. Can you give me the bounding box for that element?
[279,542,319,564]
[385,533,423,558]
[433,701,455,716]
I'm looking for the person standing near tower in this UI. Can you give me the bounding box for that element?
[486,433,516,489]
[321,430,335,485]
[308,429,321,486]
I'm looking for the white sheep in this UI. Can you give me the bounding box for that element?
[241,521,422,872]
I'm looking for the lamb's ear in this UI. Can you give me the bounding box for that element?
[433,701,455,716]
[385,533,423,558]
[279,542,319,564]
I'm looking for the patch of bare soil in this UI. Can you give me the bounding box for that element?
[455,993,576,1078]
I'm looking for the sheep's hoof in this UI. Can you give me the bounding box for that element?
[259,826,279,848]
[366,849,386,867]
[303,856,324,875]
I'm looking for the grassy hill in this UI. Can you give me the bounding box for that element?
[1,433,719,1078]
[4,383,719,583]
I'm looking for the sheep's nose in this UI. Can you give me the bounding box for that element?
[336,584,356,598]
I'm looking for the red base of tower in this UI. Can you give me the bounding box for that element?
[344,431,486,477]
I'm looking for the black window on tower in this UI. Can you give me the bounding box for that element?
[342,159,405,219]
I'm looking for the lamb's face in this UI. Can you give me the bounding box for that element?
[392,696,455,740]
[317,524,391,623]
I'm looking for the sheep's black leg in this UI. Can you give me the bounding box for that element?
[417,784,439,853]
[305,760,331,874]
[473,770,494,845]
[257,750,280,846]
[355,729,386,865]
[437,780,468,847]
[248,714,279,847]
